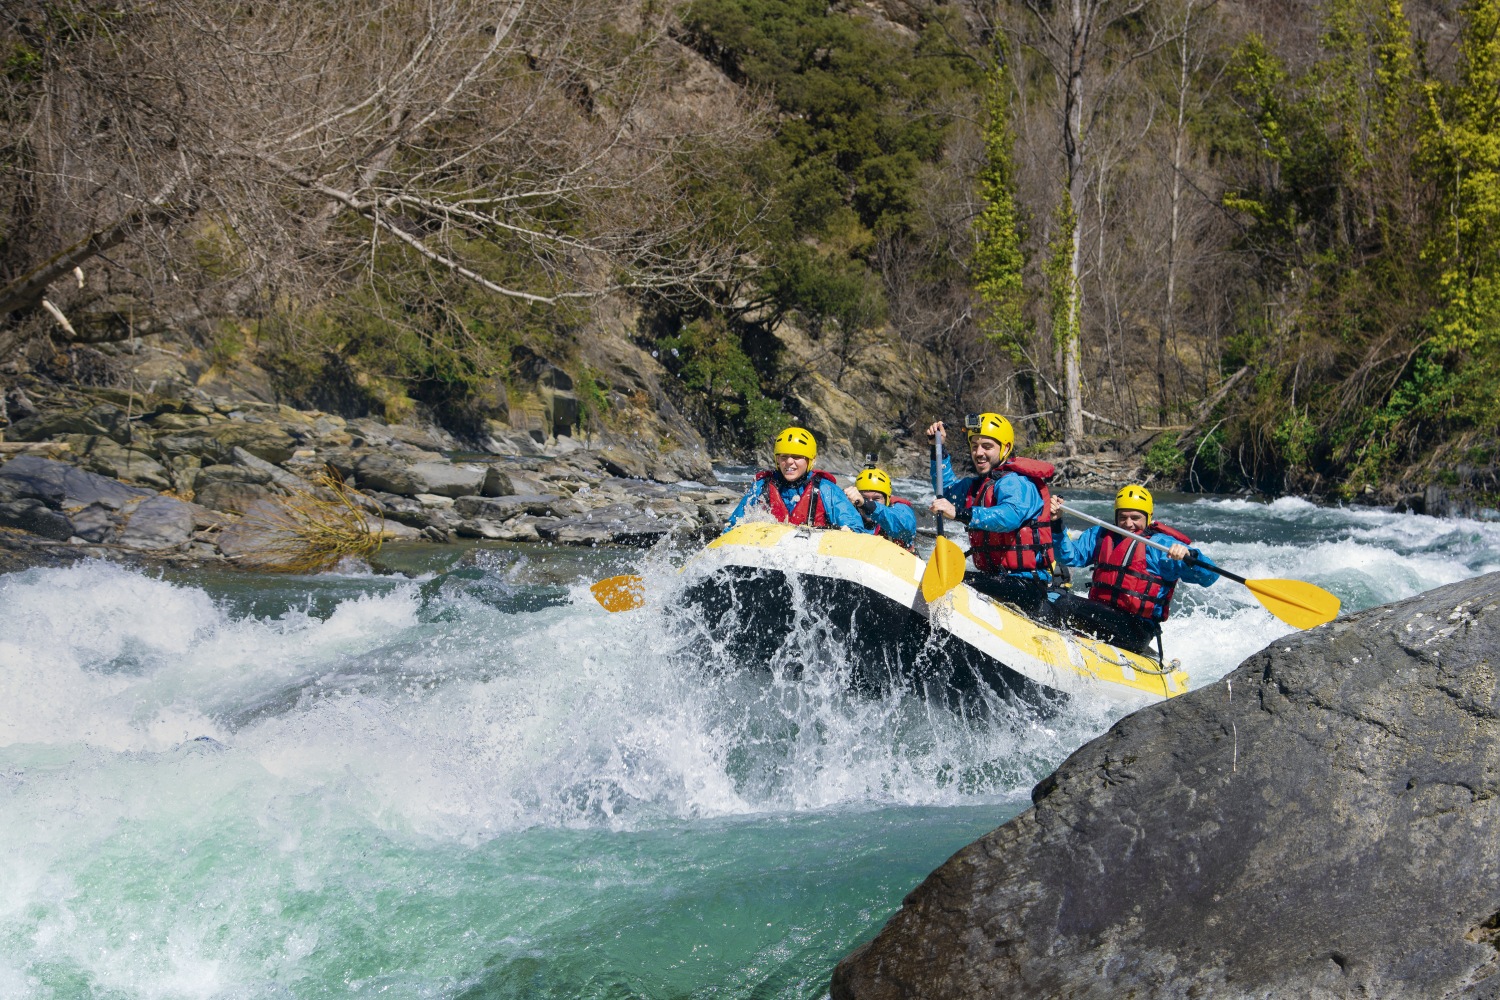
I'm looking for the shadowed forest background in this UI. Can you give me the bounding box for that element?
[3,0,1498,504]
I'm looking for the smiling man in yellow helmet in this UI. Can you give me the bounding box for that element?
[1048,483,1219,654]
[724,426,871,533]
[843,465,917,551]
[926,412,1060,613]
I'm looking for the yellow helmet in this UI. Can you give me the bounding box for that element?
[772,426,817,461]
[964,412,1014,453]
[854,467,892,500]
[1115,484,1154,521]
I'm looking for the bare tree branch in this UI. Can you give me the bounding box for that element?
[0,0,764,353]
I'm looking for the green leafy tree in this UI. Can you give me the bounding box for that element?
[1423,0,1500,366]
[973,59,1028,360]
[658,317,788,448]
[682,0,975,241]
[1209,0,1449,492]
[1341,0,1500,491]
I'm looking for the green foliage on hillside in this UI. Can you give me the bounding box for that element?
[1144,434,1185,479]
[681,0,976,240]
[1193,0,1500,496]
[649,0,978,450]
[658,317,788,448]
[1420,0,1500,404]
[262,244,581,430]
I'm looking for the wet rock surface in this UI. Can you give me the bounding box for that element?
[832,572,1500,1000]
[0,452,156,508]
[0,498,74,540]
[117,495,199,550]
[0,383,745,568]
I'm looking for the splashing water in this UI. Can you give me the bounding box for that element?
[2,494,1496,998]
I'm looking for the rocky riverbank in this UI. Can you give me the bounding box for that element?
[831,571,1500,999]
[8,351,1472,575]
[0,380,747,572]
[0,355,1192,574]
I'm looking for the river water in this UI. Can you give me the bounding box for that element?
[3,490,1498,999]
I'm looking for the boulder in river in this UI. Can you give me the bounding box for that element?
[832,572,1500,999]
[69,503,119,543]
[68,435,173,490]
[540,503,678,546]
[453,493,583,520]
[154,422,298,466]
[5,403,133,444]
[194,479,278,514]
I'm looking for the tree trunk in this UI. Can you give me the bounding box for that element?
[1160,0,1196,427]
[1062,0,1088,453]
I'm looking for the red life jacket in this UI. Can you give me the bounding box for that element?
[873,496,916,552]
[964,457,1056,574]
[1087,521,1194,621]
[754,469,837,526]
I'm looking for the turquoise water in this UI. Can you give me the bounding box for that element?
[3,494,1498,998]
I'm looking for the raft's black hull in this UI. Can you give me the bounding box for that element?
[676,566,1061,714]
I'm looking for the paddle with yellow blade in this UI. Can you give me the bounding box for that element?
[920,428,968,604]
[1060,504,1340,629]
[590,573,646,612]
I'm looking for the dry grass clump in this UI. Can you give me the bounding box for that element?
[229,469,384,573]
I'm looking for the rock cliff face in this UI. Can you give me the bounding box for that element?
[832,572,1500,999]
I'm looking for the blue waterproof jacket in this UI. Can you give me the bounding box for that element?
[725,474,871,533]
[865,499,918,549]
[1058,526,1219,620]
[931,453,1049,580]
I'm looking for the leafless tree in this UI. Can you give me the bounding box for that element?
[1150,0,1227,424]
[0,0,764,360]
[1004,0,1179,451]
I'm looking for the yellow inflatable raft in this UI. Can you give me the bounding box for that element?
[678,522,1190,713]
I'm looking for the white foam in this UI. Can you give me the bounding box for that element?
[3,497,1497,845]
[0,562,422,752]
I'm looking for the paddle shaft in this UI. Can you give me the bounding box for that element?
[933,430,946,538]
[1059,504,1247,585]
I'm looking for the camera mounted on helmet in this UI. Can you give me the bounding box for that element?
[961,412,1015,458]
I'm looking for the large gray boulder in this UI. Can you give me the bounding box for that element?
[230,446,308,492]
[6,403,133,444]
[482,425,547,457]
[154,422,298,465]
[69,503,119,543]
[194,480,277,514]
[453,493,583,520]
[0,454,155,509]
[832,573,1500,1000]
[118,495,197,549]
[354,454,491,498]
[70,435,173,490]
